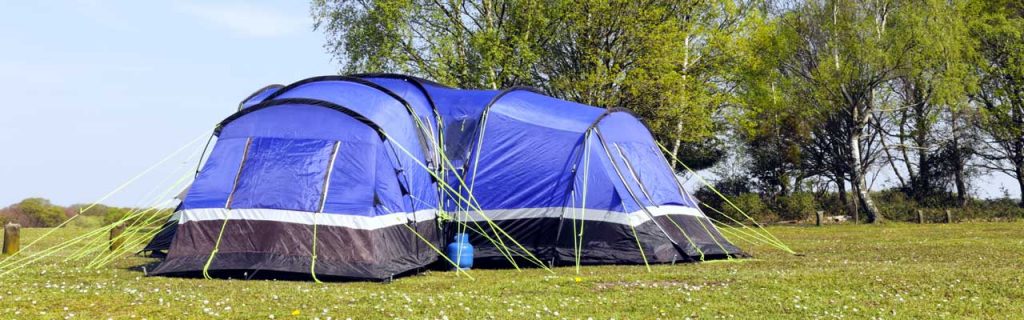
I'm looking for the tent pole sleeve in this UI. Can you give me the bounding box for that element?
[202,137,252,279]
[593,128,689,260]
[614,144,704,260]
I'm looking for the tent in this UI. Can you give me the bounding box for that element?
[148,74,743,280]
[150,76,442,280]
[447,89,743,265]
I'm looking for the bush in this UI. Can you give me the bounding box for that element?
[693,176,753,212]
[69,204,113,217]
[104,207,133,225]
[873,190,920,222]
[777,192,816,221]
[13,198,67,227]
[722,193,777,224]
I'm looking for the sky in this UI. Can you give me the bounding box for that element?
[0,1,1017,208]
[0,1,335,207]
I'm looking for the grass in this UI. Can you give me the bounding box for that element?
[1,221,1022,319]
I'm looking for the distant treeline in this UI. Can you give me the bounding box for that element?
[0,198,164,228]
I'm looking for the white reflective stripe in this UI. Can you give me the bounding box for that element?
[454,205,703,227]
[177,208,436,230]
[169,211,182,222]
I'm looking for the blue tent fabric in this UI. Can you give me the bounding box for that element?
[150,74,743,281]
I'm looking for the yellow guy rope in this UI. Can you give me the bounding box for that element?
[0,129,212,265]
[655,141,794,254]
[381,131,553,273]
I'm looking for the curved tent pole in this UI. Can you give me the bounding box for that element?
[615,144,711,260]
[192,134,216,178]
[350,73,451,233]
[593,127,693,261]
[458,87,549,264]
[351,74,446,158]
[349,72,448,129]
[236,84,284,111]
[348,72,453,89]
[463,86,546,181]
[549,131,593,266]
[254,75,440,174]
[216,98,386,139]
[547,107,654,264]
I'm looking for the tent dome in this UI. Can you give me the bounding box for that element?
[149,74,743,280]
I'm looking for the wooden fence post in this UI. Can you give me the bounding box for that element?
[917,210,924,224]
[945,209,953,223]
[815,211,823,226]
[109,223,126,251]
[3,223,20,255]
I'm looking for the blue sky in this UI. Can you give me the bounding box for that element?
[0,1,1017,208]
[0,1,335,207]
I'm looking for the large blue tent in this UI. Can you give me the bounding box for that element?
[149,74,743,280]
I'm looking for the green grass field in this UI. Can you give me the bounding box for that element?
[1,222,1022,319]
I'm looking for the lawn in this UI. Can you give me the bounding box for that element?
[1,222,1021,319]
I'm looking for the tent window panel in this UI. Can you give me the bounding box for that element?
[181,137,249,210]
[373,140,406,215]
[618,142,690,207]
[573,135,624,212]
[321,141,379,216]
[230,137,336,212]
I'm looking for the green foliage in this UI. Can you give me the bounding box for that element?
[873,190,921,222]
[872,189,1023,222]
[103,207,131,225]
[776,192,816,221]
[14,198,67,227]
[309,0,1024,212]
[69,203,113,217]
[972,0,1024,202]
[724,193,776,224]
[312,0,751,169]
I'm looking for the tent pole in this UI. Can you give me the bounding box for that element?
[593,128,691,260]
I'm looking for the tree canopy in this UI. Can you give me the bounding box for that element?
[313,0,1024,222]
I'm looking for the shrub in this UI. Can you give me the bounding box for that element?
[104,207,132,225]
[693,176,752,212]
[777,192,816,221]
[872,190,921,222]
[14,198,67,227]
[69,204,112,217]
[723,193,777,224]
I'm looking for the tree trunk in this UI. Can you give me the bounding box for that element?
[850,128,883,223]
[670,37,691,172]
[670,121,683,171]
[915,125,930,200]
[836,175,853,217]
[951,111,968,207]
[1016,165,1024,208]
[954,166,968,207]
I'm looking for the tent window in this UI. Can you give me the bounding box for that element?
[229,137,337,212]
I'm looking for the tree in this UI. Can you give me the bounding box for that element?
[732,7,815,199]
[312,0,748,170]
[765,0,929,223]
[972,0,1024,205]
[14,198,67,227]
[312,0,548,89]
[878,0,978,203]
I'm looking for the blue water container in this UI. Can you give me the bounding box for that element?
[445,233,474,270]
